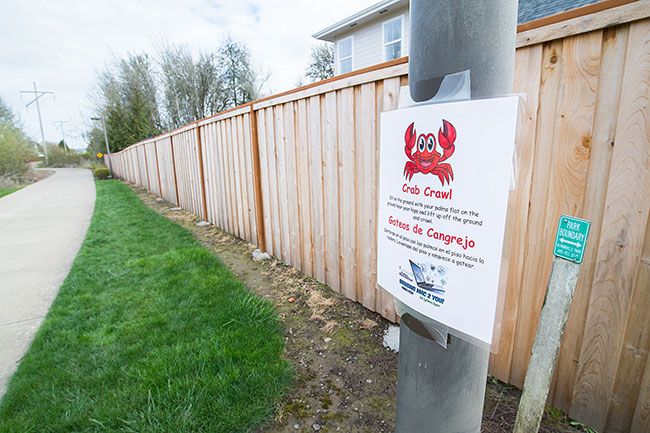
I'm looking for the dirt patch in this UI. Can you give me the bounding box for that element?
[131,185,585,433]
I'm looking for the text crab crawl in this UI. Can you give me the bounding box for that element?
[402,183,453,200]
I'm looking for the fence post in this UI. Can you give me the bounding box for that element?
[169,134,181,206]
[195,124,209,222]
[248,103,267,252]
[153,140,163,198]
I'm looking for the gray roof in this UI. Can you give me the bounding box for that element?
[518,0,599,23]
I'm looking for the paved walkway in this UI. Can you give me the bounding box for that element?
[0,168,95,395]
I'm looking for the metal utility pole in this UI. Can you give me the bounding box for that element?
[91,116,112,176]
[53,120,68,147]
[394,2,518,433]
[20,82,54,164]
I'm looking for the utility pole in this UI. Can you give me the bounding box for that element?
[53,120,68,148]
[393,2,518,433]
[20,82,54,164]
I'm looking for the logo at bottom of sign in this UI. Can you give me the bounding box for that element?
[398,259,448,307]
[553,215,590,264]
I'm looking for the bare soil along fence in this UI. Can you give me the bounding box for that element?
[108,4,650,432]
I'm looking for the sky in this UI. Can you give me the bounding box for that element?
[0,0,370,149]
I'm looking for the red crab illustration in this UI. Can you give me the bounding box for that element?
[403,119,456,185]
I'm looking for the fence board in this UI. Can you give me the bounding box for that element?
[308,96,326,282]
[376,77,401,322]
[296,99,314,276]
[210,123,222,225]
[283,103,301,269]
[634,355,650,433]
[213,122,228,229]
[151,141,163,197]
[142,144,152,191]
[238,116,251,240]
[216,121,231,232]
[227,119,239,234]
[323,91,341,292]
[244,113,259,245]
[200,124,215,224]
[274,105,291,264]
[355,83,378,310]
[229,119,243,238]
[266,107,282,259]
[510,39,565,387]
[607,212,650,433]
[338,87,356,301]
[489,43,543,382]
[157,137,178,205]
[257,109,274,255]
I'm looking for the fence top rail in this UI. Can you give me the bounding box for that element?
[516,0,637,33]
[516,0,649,47]
[113,1,648,155]
[197,104,251,127]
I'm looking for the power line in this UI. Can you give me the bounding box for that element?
[0,18,35,75]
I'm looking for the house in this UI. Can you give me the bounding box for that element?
[313,0,601,75]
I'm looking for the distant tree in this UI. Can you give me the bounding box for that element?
[218,37,265,108]
[158,44,227,129]
[305,44,334,83]
[84,126,106,156]
[93,53,162,152]
[88,39,270,149]
[0,97,17,127]
[0,98,34,177]
[0,96,34,178]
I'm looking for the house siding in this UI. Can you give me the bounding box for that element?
[334,7,409,75]
[327,0,595,75]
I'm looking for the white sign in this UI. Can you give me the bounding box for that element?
[377,96,519,345]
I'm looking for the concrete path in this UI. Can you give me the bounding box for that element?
[0,168,95,396]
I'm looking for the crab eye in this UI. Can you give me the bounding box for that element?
[418,136,425,152]
[427,136,435,152]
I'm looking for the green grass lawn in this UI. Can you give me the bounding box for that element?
[0,186,21,198]
[0,180,292,433]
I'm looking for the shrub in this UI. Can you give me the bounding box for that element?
[0,123,34,178]
[44,144,82,167]
[92,165,110,179]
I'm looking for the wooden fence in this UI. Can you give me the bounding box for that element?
[107,3,650,432]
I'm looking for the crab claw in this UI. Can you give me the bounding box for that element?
[404,161,418,181]
[431,163,453,186]
[438,119,456,150]
[404,122,416,159]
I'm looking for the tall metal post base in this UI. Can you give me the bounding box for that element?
[395,314,489,433]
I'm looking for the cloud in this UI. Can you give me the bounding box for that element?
[0,0,369,149]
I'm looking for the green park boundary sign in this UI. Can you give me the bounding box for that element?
[553,215,590,264]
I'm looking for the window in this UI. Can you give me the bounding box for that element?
[383,16,403,61]
[338,37,353,74]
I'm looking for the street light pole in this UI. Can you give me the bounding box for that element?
[91,116,112,176]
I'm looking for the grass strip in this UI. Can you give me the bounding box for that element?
[0,180,292,433]
[0,187,21,198]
